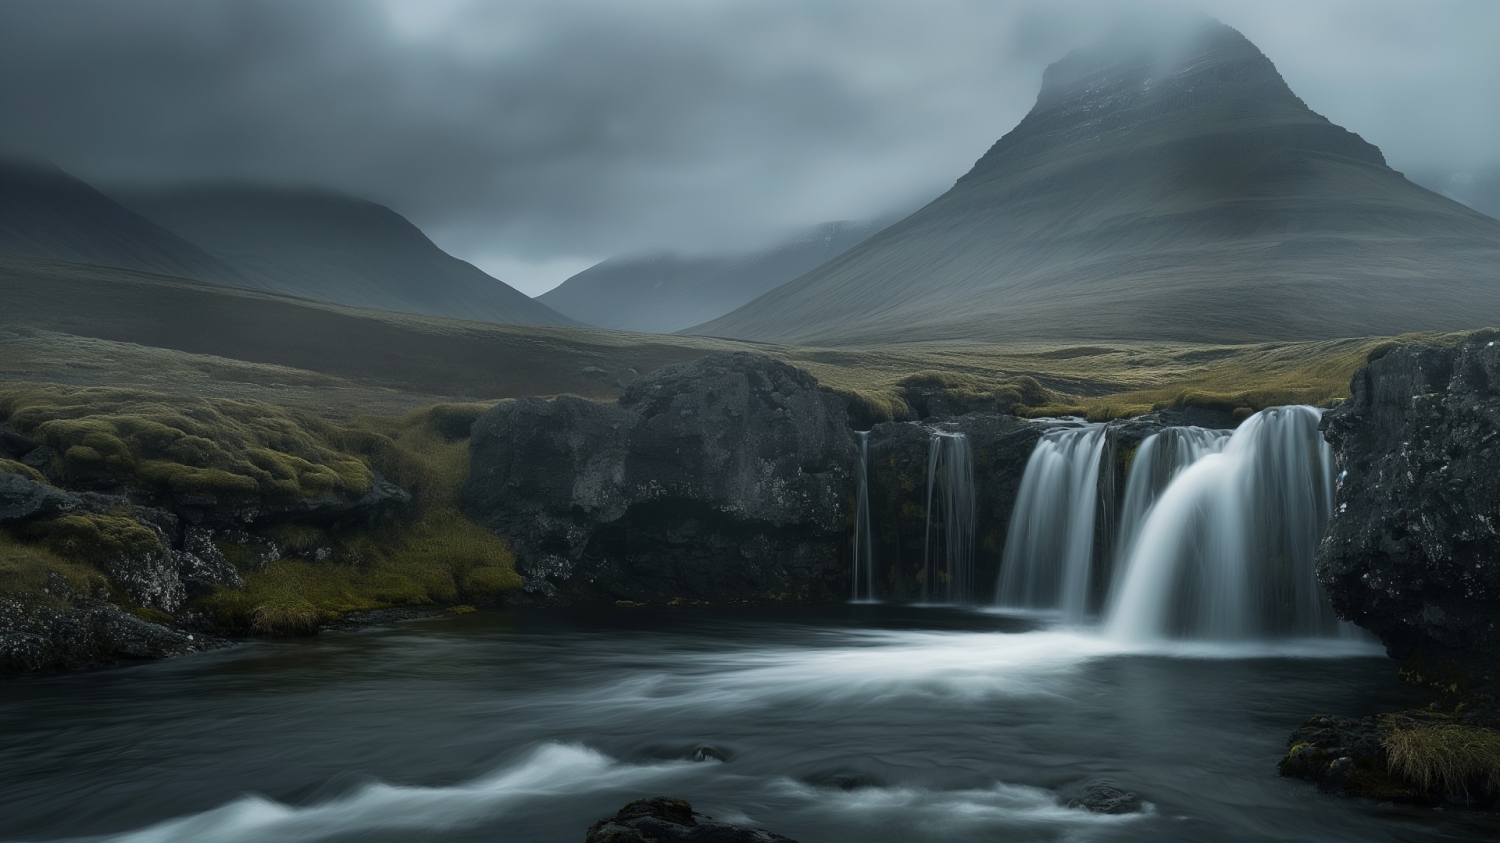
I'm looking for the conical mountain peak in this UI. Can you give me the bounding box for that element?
[688,24,1500,346]
[966,21,1383,183]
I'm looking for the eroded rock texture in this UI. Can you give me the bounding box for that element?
[462,353,856,604]
[585,798,798,843]
[1318,336,1500,685]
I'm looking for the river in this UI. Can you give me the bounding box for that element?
[4,605,1497,842]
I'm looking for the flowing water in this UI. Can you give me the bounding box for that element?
[996,424,1109,620]
[922,430,976,603]
[1106,407,1344,640]
[851,430,876,602]
[2,606,1495,843]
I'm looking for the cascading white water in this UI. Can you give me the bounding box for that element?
[1112,427,1230,584]
[922,430,976,603]
[851,430,877,602]
[1105,406,1342,641]
[994,424,1107,621]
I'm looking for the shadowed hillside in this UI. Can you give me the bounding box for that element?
[538,219,887,333]
[0,160,248,284]
[689,22,1500,345]
[114,184,574,326]
[0,254,724,401]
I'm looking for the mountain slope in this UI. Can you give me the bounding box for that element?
[115,185,574,326]
[538,220,887,333]
[0,160,248,283]
[688,22,1500,345]
[1409,168,1500,221]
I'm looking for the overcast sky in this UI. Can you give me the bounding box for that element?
[3,0,1498,294]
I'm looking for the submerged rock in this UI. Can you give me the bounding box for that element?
[1317,335,1500,686]
[463,353,856,604]
[584,797,798,843]
[1068,783,1145,814]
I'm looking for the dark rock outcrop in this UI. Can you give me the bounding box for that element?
[585,798,797,843]
[1278,714,1414,800]
[0,597,220,673]
[862,414,1041,599]
[1067,783,1145,814]
[463,353,856,604]
[0,473,77,523]
[1318,335,1500,686]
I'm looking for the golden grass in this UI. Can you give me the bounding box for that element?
[1382,714,1500,798]
[782,329,1499,423]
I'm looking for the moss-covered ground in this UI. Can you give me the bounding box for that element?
[0,386,519,635]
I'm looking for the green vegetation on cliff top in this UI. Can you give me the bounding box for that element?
[0,386,519,635]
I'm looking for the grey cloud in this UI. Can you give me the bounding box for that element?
[2,0,1497,294]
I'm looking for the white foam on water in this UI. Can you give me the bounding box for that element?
[57,743,692,843]
[768,777,1154,835]
[561,625,1385,713]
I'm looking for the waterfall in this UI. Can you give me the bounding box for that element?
[1104,406,1342,641]
[994,424,1108,621]
[851,431,877,602]
[922,430,976,603]
[1112,427,1230,583]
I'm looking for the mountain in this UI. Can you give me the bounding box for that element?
[688,22,1500,345]
[114,185,574,326]
[0,160,248,283]
[537,219,888,333]
[1409,168,1500,221]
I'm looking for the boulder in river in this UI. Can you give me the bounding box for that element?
[462,352,857,604]
[584,797,798,843]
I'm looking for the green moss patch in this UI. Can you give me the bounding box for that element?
[0,384,372,500]
[24,512,162,564]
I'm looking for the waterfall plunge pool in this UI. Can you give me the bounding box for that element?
[4,605,1496,843]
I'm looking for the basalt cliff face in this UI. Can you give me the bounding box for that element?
[1318,336,1500,687]
[462,353,857,604]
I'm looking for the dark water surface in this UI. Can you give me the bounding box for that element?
[2,605,1496,842]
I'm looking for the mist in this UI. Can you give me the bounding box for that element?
[2,0,1496,294]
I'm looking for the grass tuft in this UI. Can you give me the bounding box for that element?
[1381,714,1500,798]
[0,529,107,600]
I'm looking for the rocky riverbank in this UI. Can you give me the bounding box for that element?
[1279,334,1500,805]
[1,389,519,673]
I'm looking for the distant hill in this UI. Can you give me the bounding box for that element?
[0,254,720,400]
[114,184,574,326]
[538,220,888,333]
[0,160,248,284]
[688,22,1500,345]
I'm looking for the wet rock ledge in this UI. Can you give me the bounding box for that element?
[462,353,857,605]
